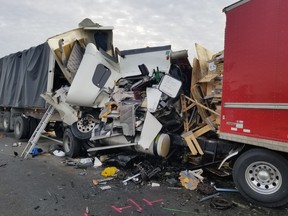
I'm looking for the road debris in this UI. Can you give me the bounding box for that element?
[179,169,204,190]
[30,147,43,157]
[0,163,7,168]
[93,157,102,167]
[79,171,87,176]
[92,177,114,185]
[199,192,220,202]
[215,187,238,193]
[53,150,65,157]
[210,197,234,210]
[151,182,160,187]
[122,173,141,185]
[99,185,111,190]
[101,167,117,177]
[12,142,21,147]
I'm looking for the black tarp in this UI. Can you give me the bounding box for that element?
[0,42,49,108]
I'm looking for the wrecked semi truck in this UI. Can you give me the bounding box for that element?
[44,18,191,158]
[0,18,191,157]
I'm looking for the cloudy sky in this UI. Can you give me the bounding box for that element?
[0,0,236,58]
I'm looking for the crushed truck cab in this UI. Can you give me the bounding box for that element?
[45,18,188,158]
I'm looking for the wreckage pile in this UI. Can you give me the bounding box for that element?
[84,43,224,160]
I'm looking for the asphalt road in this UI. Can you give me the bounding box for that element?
[0,130,288,216]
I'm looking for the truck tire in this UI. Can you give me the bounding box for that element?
[28,117,38,138]
[54,121,64,138]
[14,116,29,140]
[233,148,288,207]
[3,112,11,132]
[63,128,81,158]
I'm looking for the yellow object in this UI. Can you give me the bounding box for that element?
[101,167,117,177]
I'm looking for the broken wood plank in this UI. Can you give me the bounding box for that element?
[195,43,213,78]
[191,85,210,121]
[189,133,204,155]
[193,125,212,138]
[184,137,198,155]
[184,95,220,116]
[198,73,218,83]
[191,58,201,89]
[181,94,190,132]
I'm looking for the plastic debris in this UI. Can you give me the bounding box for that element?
[12,142,19,147]
[101,167,117,177]
[93,157,102,167]
[79,171,87,176]
[30,147,43,157]
[151,182,160,187]
[179,169,203,190]
[53,150,65,157]
[99,185,111,190]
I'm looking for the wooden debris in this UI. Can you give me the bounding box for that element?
[181,44,224,156]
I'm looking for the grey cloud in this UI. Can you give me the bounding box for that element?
[0,0,236,58]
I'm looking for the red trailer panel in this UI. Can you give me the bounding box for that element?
[220,0,288,148]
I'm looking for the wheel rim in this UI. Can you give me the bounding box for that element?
[15,121,21,135]
[245,161,282,195]
[3,117,9,129]
[76,117,96,133]
[63,135,71,153]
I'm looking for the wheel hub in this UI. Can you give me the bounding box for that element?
[77,117,96,133]
[245,161,282,195]
[258,170,270,182]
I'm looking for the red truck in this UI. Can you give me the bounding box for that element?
[220,0,288,207]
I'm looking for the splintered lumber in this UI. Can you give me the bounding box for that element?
[181,94,190,132]
[182,118,220,156]
[191,85,210,121]
[189,133,204,155]
[198,73,218,83]
[191,58,201,88]
[184,95,220,116]
[182,130,204,155]
[192,125,212,138]
[184,136,198,155]
[181,94,196,132]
